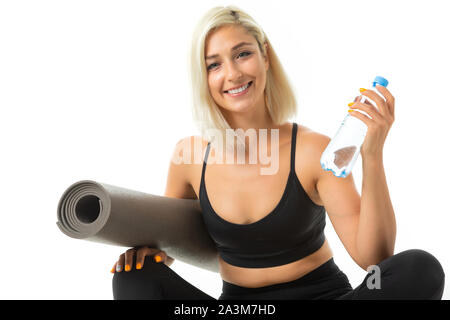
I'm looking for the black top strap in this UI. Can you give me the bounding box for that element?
[201,142,211,181]
[290,122,298,171]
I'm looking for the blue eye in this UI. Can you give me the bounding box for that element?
[207,63,219,71]
[238,51,251,58]
[207,51,252,71]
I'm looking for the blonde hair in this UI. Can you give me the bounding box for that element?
[188,5,298,146]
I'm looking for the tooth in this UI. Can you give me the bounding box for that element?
[228,83,249,94]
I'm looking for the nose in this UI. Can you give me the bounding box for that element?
[224,60,243,82]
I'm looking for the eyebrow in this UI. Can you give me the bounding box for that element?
[205,42,254,60]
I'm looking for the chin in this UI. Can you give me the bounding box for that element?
[222,102,256,114]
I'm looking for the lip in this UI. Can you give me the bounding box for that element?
[224,81,253,97]
[224,81,252,92]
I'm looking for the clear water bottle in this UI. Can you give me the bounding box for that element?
[320,76,389,178]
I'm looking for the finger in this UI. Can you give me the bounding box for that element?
[348,109,375,127]
[124,248,136,272]
[135,247,164,269]
[349,98,374,110]
[349,102,382,122]
[375,85,395,117]
[151,249,175,267]
[111,262,117,274]
[135,247,154,269]
[154,251,173,265]
[354,95,375,108]
[154,251,167,263]
[116,254,125,272]
[360,88,388,116]
[154,251,175,267]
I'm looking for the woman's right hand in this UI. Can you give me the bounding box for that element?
[110,246,174,273]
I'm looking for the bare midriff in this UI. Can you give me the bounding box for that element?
[218,238,333,288]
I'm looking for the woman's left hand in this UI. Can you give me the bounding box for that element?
[348,85,395,159]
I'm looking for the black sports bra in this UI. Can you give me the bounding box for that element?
[199,122,326,268]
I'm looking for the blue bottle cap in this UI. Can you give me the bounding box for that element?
[373,76,389,87]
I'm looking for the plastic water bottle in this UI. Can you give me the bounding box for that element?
[320,76,389,178]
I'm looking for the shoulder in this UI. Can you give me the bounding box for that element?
[295,124,332,187]
[297,124,331,149]
[174,135,209,150]
[169,135,210,173]
[165,135,209,199]
[296,124,331,158]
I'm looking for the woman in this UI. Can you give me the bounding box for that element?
[111,5,445,300]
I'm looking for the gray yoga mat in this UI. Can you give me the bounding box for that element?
[56,180,219,273]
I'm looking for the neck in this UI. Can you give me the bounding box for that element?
[216,91,282,160]
[220,89,276,132]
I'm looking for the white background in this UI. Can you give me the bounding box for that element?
[1,0,449,299]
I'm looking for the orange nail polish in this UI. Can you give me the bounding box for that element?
[154,255,162,263]
[125,264,131,272]
[136,263,142,270]
[359,88,367,93]
[110,267,115,273]
[348,109,354,113]
[348,102,354,107]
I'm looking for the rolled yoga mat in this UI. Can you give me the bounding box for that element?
[56,180,219,273]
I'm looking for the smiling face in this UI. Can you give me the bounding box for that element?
[205,25,269,118]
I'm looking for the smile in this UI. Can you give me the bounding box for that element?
[224,81,253,97]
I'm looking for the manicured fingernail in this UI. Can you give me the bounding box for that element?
[110,267,115,273]
[154,255,162,263]
[348,109,354,112]
[136,263,142,270]
[348,102,354,107]
[116,265,122,272]
[359,88,366,93]
[125,264,131,272]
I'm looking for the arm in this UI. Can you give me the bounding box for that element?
[113,136,199,272]
[356,154,396,267]
[164,136,200,199]
[313,133,395,270]
[158,136,205,266]
[347,85,397,267]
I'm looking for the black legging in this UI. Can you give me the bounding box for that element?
[112,249,445,300]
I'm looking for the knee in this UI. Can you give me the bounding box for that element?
[403,249,445,278]
[112,256,168,300]
[398,249,445,297]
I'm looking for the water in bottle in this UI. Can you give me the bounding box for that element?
[320,76,389,178]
